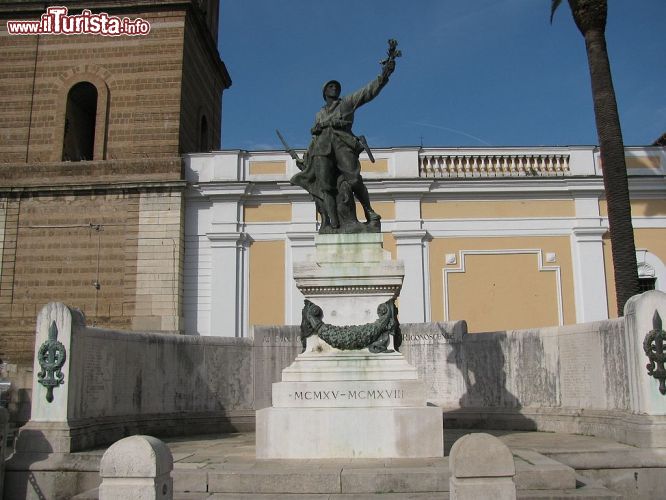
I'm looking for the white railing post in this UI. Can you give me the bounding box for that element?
[99,435,173,500]
[449,433,516,500]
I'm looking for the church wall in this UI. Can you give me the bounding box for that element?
[179,10,225,152]
[132,190,185,331]
[0,1,230,423]
[0,27,36,162]
[0,7,190,162]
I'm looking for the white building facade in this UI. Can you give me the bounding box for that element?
[183,146,666,337]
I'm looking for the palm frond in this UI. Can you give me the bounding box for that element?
[550,0,563,24]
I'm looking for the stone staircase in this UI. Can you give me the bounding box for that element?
[14,430,666,499]
[72,449,621,499]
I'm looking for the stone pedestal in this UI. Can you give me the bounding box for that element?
[256,233,443,459]
[293,233,404,326]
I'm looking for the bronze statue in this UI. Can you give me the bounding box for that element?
[283,39,401,234]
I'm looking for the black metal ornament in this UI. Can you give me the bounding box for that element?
[643,310,666,396]
[37,320,67,403]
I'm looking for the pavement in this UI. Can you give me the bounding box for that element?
[68,429,666,499]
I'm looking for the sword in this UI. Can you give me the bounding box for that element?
[275,129,301,164]
[357,135,375,163]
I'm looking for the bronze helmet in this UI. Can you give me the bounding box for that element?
[322,80,341,99]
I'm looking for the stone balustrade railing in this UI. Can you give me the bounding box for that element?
[419,153,570,178]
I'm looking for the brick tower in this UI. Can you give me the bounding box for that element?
[0,0,231,421]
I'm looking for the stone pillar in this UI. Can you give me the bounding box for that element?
[393,230,431,323]
[258,232,443,459]
[14,302,85,454]
[624,290,666,421]
[0,407,7,497]
[571,197,609,322]
[99,435,173,500]
[449,433,516,500]
[285,232,315,325]
[293,233,404,326]
[207,232,248,337]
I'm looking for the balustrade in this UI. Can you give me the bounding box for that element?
[419,153,570,178]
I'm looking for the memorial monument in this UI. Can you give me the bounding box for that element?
[257,40,443,459]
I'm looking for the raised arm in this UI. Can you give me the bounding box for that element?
[346,59,395,110]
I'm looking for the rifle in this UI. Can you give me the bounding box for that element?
[275,129,302,167]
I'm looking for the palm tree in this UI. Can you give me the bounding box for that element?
[551,0,638,316]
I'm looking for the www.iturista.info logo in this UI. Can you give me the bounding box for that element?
[7,6,151,36]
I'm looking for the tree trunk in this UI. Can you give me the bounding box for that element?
[581,26,639,315]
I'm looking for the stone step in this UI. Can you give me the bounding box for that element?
[61,450,622,499]
[171,452,578,495]
[75,489,622,500]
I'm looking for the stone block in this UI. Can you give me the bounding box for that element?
[207,467,341,494]
[512,449,576,490]
[272,379,426,408]
[172,469,207,493]
[340,466,448,493]
[314,233,386,263]
[449,433,516,500]
[280,350,419,382]
[450,433,515,478]
[99,435,173,500]
[450,477,515,499]
[256,406,443,459]
[293,233,404,326]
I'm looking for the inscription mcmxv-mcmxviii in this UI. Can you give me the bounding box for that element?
[290,389,405,401]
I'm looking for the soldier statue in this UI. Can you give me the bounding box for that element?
[280,39,401,234]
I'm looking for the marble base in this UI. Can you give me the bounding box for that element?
[257,343,444,459]
[282,346,417,381]
[256,406,443,459]
[272,380,427,408]
[257,234,442,459]
[293,233,404,326]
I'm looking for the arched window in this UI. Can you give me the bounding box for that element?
[199,115,209,152]
[62,81,97,161]
[637,249,665,293]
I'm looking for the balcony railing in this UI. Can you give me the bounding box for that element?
[419,153,570,178]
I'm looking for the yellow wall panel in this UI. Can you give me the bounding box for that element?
[429,236,575,331]
[249,160,287,175]
[599,199,666,217]
[421,200,575,219]
[383,232,397,260]
[625,155,661,169]
[448,253,560,332]
[244,203,292,223]
[360,158,389,173]
[249,240,285,326]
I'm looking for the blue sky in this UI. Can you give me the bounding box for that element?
[217,0,665,150]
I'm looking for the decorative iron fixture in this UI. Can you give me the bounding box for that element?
[643,310,666,395]
[37,321,67,402]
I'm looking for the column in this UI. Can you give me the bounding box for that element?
[393,230,431,323]
[207,232,249,337]
[571,195,609,322]
[570,227,609,322]
[285,232,316,325]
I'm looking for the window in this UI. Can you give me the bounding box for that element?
[199,115,209,152]
[62,82,98,161]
